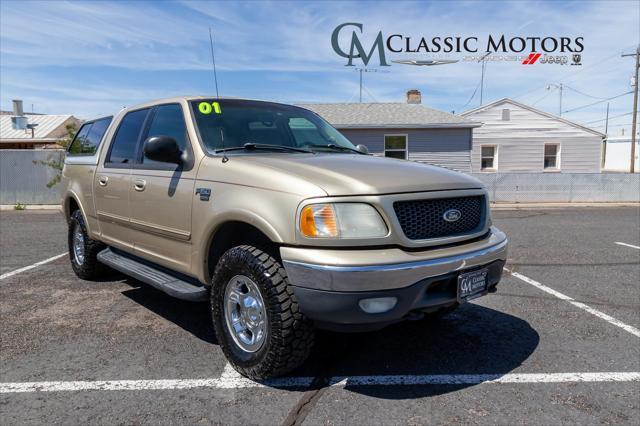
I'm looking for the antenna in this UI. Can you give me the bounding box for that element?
[209,27,220,99]
[208,26,227,162]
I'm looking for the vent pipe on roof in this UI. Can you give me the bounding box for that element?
[12,99,24,116]
[11,100,28,130]
[406,89,422,104]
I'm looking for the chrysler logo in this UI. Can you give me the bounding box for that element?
[443,209,462,222]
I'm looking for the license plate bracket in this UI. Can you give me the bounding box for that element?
[457,268,488,302]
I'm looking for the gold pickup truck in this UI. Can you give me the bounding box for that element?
[61,96,508,379]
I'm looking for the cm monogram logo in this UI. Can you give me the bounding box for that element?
[331,23,390,67]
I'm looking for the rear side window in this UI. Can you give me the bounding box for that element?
[68,117,112,156]
[107,109,150,165]
[143,104,188,164]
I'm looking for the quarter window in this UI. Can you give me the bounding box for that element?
[384,135,407,159]
[481,145,497,171]
[143,104,188,164]
[107,109,150,165]
[544,144,560,170]
[68,123,92,155]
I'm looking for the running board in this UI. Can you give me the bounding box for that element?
[97,248,209,302]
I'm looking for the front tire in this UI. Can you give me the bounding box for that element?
[68,209,106,280]
[211,245,314,380]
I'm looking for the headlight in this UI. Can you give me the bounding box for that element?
[299,203,388,238]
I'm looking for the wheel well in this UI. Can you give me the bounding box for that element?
[67,197,80,219]
[207,221,277,280]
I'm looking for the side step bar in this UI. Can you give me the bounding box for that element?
[97,248,209,302]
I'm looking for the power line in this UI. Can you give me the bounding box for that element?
[582,111,635,125]
[510,45,636,101]
[531,86,555,106]
[461,78,481,109]
[564,85,610,100]
[562,91,633,114]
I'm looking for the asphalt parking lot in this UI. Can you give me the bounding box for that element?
[1,207,639,425]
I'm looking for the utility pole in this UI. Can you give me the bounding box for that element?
[605,102,610,135]
[622,46,639,173]
[546,83,563,116]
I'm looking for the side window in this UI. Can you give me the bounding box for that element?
[143,104,188,164]
[107,109,150,165]
[68,117,112,156]
[68,123,92,155]
[481,145,497,171]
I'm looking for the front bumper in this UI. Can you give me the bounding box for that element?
[281,227,508,330]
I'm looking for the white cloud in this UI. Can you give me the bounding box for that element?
[0,0,638,134]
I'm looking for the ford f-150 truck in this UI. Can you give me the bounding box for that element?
[61,96,508,379]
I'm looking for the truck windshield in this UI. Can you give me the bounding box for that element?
[190,99,358,154]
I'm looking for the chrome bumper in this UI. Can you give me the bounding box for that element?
[281,228,508,292]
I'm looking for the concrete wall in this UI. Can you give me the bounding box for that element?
[463,100,603,173]
[472,173,639,203]
[0,150,64,205]
[339,127,473,172]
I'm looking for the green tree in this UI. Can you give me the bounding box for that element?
[33,123,77,188]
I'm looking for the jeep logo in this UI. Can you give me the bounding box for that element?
[443,209,462,222]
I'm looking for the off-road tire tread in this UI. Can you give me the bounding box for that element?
[211,245,314,380]
[68,209,106,280]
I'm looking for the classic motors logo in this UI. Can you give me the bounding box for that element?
[331,23,584,66]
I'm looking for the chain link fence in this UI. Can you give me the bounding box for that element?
[0,150,64,205]
[1,150,639,205]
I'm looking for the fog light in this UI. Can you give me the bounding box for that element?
[358,297,398,314]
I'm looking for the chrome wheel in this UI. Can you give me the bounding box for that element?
[224,275,267,353]
[72,223,85,266]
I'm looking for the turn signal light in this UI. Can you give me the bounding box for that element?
[300,204,339,238]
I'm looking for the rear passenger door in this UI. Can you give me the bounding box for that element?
[95,108,151,250]
[129,103,197,273]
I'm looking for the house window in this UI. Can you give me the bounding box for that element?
[544,143,560,170]
[481,145,497,171]
[384,135,407,159]
[501,108,510,121]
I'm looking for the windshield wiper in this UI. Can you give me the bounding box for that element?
[215,143,313,154]
[305,143,366,155]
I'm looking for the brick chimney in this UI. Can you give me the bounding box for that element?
[406,89,421,104]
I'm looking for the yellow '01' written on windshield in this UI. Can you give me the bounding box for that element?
[198,101,222,115]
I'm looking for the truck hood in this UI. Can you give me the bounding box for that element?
[244,153,483,196]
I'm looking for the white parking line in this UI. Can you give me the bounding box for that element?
[505,269,640,338]
[615,241,640,250]
[1,372,638,393]
[0,253,67,280]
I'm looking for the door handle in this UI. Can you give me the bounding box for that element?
[98,176,108,186]
[134,179,146,191]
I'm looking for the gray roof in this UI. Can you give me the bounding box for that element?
[297,103,480,129]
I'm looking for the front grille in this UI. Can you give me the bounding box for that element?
[393,196,485,240]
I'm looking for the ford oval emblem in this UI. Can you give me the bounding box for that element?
[443,209,462,222]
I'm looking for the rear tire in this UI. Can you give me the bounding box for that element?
[211,245,314,380]
[68,209,106,280]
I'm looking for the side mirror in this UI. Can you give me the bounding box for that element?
[143,136,182,164]
[356,144,369,154]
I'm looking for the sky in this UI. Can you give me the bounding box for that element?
[1,0,639,136]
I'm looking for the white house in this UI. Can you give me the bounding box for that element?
[461,98,605,173]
